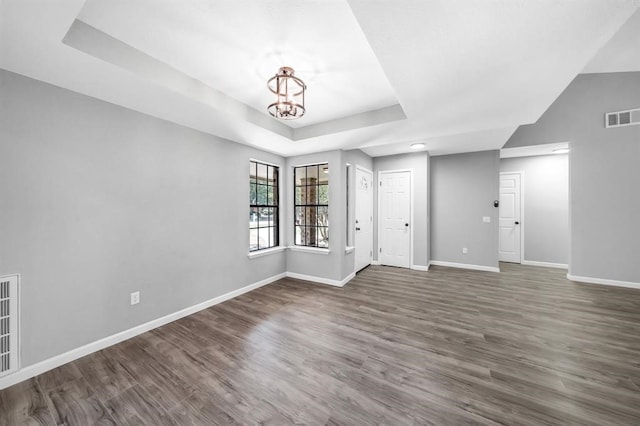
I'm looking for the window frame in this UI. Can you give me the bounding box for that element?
[249,160,280,252]
[293,162,329,249]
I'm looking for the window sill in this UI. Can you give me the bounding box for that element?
[248,246,286,259]
[288,246,331,255]
[345,246,355,254]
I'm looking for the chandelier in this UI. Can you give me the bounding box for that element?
[267,66,306,120]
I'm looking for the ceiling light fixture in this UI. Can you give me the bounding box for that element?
[410,143,425,150]
[267,66,306,120]
[552,148,569,154]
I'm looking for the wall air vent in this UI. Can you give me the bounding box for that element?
[0,275,18,377]
[605,108,640,128]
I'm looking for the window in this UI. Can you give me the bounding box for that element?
[294,163,329,248]
[249,160,279,251]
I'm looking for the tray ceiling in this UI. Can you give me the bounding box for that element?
[1,0,638,157]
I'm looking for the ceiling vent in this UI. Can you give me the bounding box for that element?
[0,275,18,377]
[605,108,640,128]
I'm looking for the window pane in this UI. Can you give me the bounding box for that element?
[264,207,274,226]
[272,167,279,188]
[259,207,267,221]
[257,184,267,205]
[267,186,274,206]
[295,225,304,245]
[249,182,257,205]
[295,207,305,226]
[249,228,258,251]
[268,226,276,247]
[249,207,259,228]
[305,207,316,227]
[257,163,268,184]
[317,206,328,227]
[250,162,257,183]
[267,165,273,184]
[295,167,306,186]
[272,186,278,206]
[299,185,317,205]
[317,227,329,248]
[306,165,319,183]
[295,187,303,205]
[305,226,318,246]
[318,184,329,204]
[258,227,269,250]
[319,164,329,183]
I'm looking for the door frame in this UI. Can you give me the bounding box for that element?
[499,171,525,263]
[354,165,374,273]
[377,169,414,268]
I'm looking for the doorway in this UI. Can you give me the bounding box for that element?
[378,170,412,268]
[499,172,522,263]
[354,166,373,272]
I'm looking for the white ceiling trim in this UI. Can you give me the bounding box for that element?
[500,142,570,159]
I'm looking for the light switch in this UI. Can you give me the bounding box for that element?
[483,216,491,223]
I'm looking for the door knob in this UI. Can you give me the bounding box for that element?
[356,227,361,231]
[515,221,520,225]
[405,223,409,227]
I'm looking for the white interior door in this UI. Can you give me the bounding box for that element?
[499,172,522,263]
[355,167,373,272]
[379,170,411,268]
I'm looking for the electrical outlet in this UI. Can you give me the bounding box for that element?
[130,291,140,305]
[462,247,468,254]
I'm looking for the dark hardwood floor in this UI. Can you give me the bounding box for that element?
[2,263,640,425]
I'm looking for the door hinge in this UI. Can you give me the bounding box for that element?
[370,250,372,257]
[379,181,382,187]
[379,248,382,253]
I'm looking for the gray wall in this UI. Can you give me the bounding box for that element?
[505,72,640,283]
[501,155,569,265]
[0,70,287,367]
[373,152,429,268]
[430,151,500,269]
[285,150,347,281]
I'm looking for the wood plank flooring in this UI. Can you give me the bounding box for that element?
[2,263,640,425]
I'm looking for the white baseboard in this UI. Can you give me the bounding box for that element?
[522,260,568,269]
[0,272,286,390]
[367,260,428,271]
[285,271,354,287]
[430,260,500,273]
[567,274,640,290]
[411,264,429,271]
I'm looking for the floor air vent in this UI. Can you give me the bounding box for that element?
[606,108,640,128]
[0,275,18,377]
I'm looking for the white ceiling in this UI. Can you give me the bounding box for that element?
[582,8,640,74]
[1,0,639,158]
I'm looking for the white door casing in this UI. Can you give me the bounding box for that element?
[378,170,412,268]
[355,167,373,272]
[499,172,522,263]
